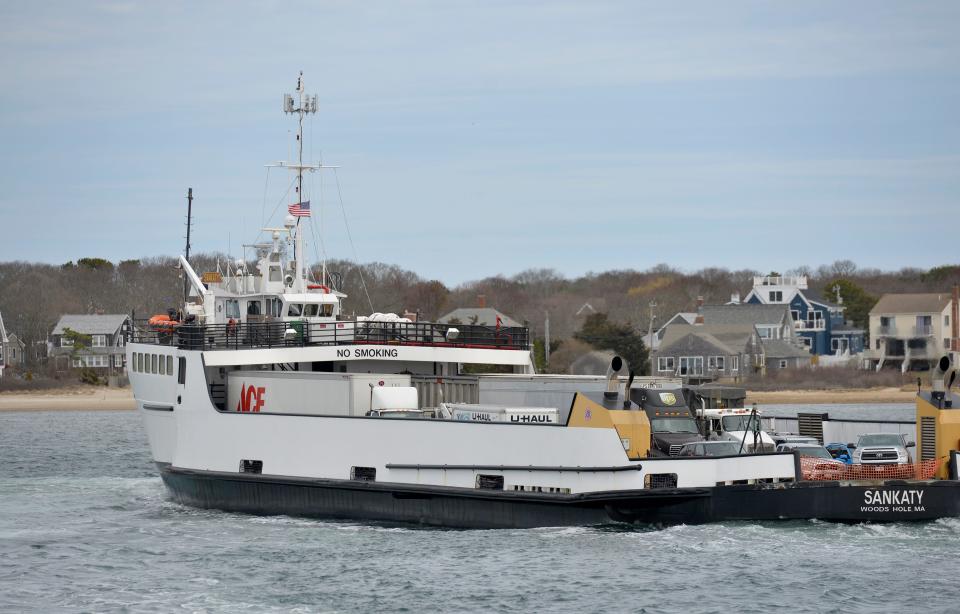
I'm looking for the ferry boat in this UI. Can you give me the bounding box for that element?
[128,74,960,528]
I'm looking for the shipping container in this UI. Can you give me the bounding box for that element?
[226,370,412,416]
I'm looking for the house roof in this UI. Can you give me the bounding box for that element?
[575,298,608,317]
[802,289,842,310]
[701,304,790,327]
[659,323,756,355]
[655,312,696,338]
[870,293,953,315]
[0,311,7,343]
[762,338,811,359]
[437,307,523,328]
[52,314,130,336]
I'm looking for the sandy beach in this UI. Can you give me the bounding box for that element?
[747,387,915,405]
[0,386,136,412]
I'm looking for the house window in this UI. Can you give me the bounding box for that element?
[769,291,783,302]
[876,339,881,349]
[946,315,951,327]
[679,356,703,376]
[945,338,950,350]
[791,310,800,321]
[758,328,771,339]
[114,354,124,368]
[61,337,73,347]
[225,300,240,318]
[731,356,739,372]
[657,357,675,373]
[800,338,812,348]
[708,356,726,371]
[807,311,823,328]
[92,335,106,347]
[115,335,125,347]
[779,360,788,368]
[72,358,82,368]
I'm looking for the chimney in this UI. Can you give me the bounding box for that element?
[695,296,704,325]
[477,294,486,308]
[730,292,740,305]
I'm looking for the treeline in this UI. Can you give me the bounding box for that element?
[1,256,958,369]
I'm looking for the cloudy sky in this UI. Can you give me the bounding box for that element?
[1,1,957,283]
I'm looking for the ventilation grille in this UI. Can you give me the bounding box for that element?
[239,459,263,474]
[645,473,679,489]
[476,474,504,490]
[921,416,937,461]
[350,466,377,482]
[797,412,828,444]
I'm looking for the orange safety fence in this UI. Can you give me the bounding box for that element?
[800,457,944,481]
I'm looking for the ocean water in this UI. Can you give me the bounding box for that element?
[2,410,960,614]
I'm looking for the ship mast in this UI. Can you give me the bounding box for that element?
[268,72,336,293]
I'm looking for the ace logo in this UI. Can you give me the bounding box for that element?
[237,384,266,412]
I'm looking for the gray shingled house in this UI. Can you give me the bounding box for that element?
[49,314,130,374]
[653,323,765,381]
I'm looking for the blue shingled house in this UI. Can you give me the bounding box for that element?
[742,275,865,356]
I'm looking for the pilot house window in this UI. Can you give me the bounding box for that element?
[225,300,240,319]
[287,303,303,317]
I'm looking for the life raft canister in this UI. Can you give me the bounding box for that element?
[148,314,180,330]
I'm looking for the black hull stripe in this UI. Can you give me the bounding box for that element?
[157,465,960,529]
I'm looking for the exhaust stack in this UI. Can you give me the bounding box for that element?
[604,355,628,400]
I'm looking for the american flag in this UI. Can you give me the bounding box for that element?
[288,201,311,217]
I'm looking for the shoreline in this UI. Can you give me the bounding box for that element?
[0,386,136,412]
[747,387,914,405]
[0,385,916,412]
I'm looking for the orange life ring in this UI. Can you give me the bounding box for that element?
[307,284,330,293]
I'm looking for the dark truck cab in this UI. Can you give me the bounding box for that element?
[631,387,704,456]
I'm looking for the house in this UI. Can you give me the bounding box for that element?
[437,307,523,328]
[743,275,865,356]
[762,338,812,371]
[644,312,697,351]
[653,323,765,380]
[4,334,27,368]
[0,311,7,378]
[49,314,131,373]
[864,289,959,372]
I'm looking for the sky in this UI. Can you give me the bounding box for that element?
[1,1,958,285]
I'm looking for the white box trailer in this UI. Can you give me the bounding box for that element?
[475,374,682,422]
[442,403,559,425]
[227,370,412,416]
